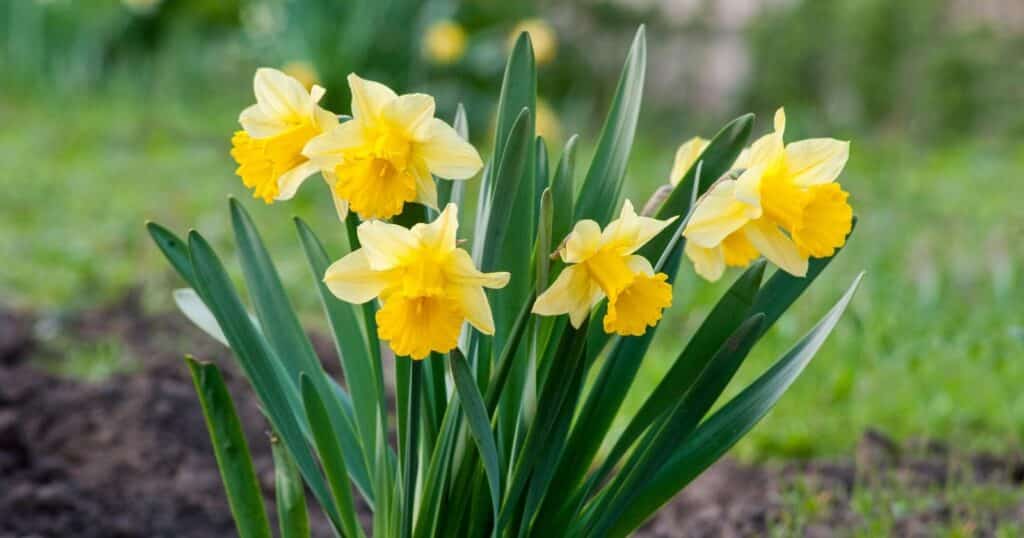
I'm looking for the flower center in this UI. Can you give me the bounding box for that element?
[583,248,636,299]
[603,273,673,336]
[231,123,320,203]
[334,126,421,219]
[376,294,464,359]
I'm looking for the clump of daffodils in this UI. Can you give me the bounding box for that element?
[152,27,862,538]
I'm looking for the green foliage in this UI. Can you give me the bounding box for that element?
[148,28,862,537]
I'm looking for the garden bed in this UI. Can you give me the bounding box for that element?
[1,297,1022,537]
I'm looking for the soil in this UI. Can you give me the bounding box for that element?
[1,295,1023,537]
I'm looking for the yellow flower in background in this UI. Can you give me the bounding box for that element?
[230,68,338,204]
[684,108,852,281]
[303,74,484,221]
[281,61,320,91]
[324,204,509,359]
[423,20,468,65]
[533,201,676,336]
[510,18,557,65]
[669,136,709,185]
[535,98,563,143]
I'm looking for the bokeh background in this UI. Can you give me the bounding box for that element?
[2,0,1023,531]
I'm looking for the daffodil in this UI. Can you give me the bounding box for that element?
[669,136,709,185]
[324,204,508,359]
[230,68,338,204]
[533,201,676,336]
[684,108,852,281]
[303,74,484,221]
[423,20,468,65]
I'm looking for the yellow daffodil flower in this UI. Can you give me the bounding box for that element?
[684,108,853,281]
[324,204,508,359]
[303,74,484,221]
[230,68,338,204]
[533,201,676,336]
[669,136,709,185]
[423,20,468,65]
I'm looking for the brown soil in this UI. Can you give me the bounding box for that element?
[1,295,1022,537]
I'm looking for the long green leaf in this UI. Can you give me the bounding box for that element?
[185,357,272,538]
[147,221,196,287]
[586,314,766,537]
[549,135,578,247]
[606,273,865,536]
[301,375,365,538]
[574,26,646,225]
[272,434,311,538]
[186,231,341,529]
[295,216,382,497]
[400,360,423,538]
[595,261,766,482]
[450,350,503,519]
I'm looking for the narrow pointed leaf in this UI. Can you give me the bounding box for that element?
[272,435,311,538]
[147,221,196,287]
[186,357,272,538]
[606,273,864,536]
[450,349,502,518]
[574,26,646,224]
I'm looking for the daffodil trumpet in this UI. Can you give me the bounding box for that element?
[323,203,508,359]
[303,74,484,222]
[533,200,676,336]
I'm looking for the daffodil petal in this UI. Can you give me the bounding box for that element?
[382,93,436,139]
[254,67,311,123]
[743,219,807,277]
[626,254,655,276]
[239,103,288,138]
[414,203,458,252]
[602,200,677,255]
[302,120,366,169]
[418,118,483,179]
[348,73,398,124]
[670,136,709,186]
[784,138,850,187]
[773,107,786,134]
[733,162,765,210]
[414,170,439,210]
[532,264,602,328]
[323,249,391,303]
[562,219,603,263]
[276,160,320,200]
[445,249,510,288]
[454,285,496,334]
[323,173,349,222]
[357,220,419,270]
[684,180,751,248]
[685,241,726,282]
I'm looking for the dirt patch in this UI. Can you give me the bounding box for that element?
[1,296,1023,537]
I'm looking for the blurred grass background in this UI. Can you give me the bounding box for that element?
[1,0,1022,461]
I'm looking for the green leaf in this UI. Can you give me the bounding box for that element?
[596,261,767,485]
[413,394,460,538]
[301,375,365,538]
[438,103,470,208]
[498,321,588,532]
[491,33,536,174]
[534,137,549,219]
[586,314,767,537]
[574,26,646,225]
[231,199,373,502]
[549,135,578,246]
[295,217,383,496]
[186,230,341,530]
[606,273,865,536]
[640,113,755,260]
[400,360,423,538]
[185,357,272,538]
[450,350,503,519]
[147,221,196,287]
[272,434,311,538]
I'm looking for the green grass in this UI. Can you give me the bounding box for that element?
[3,88,1022,459]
